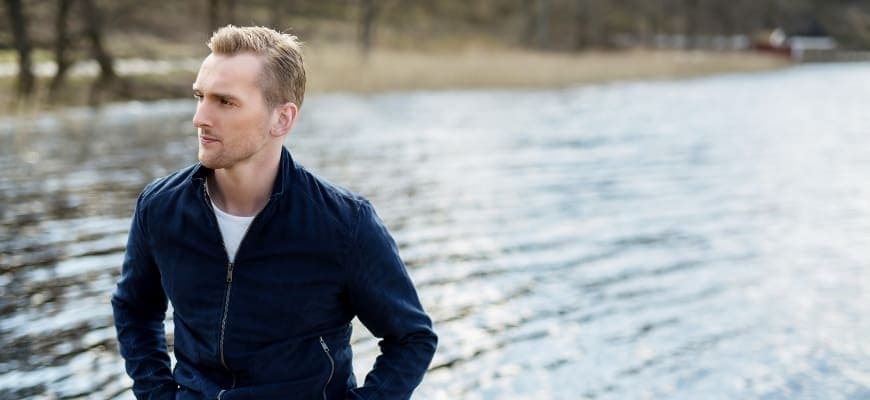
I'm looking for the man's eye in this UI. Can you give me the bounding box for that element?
[193,93,203,101]
[220,98,232,105]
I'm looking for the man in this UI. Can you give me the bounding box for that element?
[111,25,437,400]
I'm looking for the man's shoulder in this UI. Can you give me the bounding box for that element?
[138,163,200,207]
[291,163,370,227]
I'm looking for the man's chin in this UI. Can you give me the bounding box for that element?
[198,153,224,170]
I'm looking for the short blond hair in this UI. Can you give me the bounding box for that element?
[208,25,306,109]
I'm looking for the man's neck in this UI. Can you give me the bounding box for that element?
[208,149,281,217]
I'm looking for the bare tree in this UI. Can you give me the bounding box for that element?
[522,0,552,49]
[79,0,121,104]
[4,0,35,99]
[683,0,699,49]
[359,0,378,58]
[225,0,237,25]
[573,0,589,49]
[269,0,290,30]
[535,0,551,49]
[208,0,238,34]
[573,0,608,50]
[49,0,75,97]
[208,0,220,33]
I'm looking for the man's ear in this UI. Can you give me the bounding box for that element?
[271,102,299,138]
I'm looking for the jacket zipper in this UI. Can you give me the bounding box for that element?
[319,336,335,400]
[203,180,268,392]
[218,261,234,371]
[203,182,235,374]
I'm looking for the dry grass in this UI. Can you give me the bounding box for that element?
[1,45,790,115]
[306,45,790,93]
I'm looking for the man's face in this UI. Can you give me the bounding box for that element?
[192,52,275,170]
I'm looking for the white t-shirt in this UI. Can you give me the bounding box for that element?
[211,201,255,263]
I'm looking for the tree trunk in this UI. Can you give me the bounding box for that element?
[649,0,666,48]
[522,0,535,47]
[573,0,584,50]
[269,0,289,30]
[535,0,551,49]
[684,0,699,49]
[207,0,238,36]
[80,0,120,104]
[208,0,220,34]
[359,0,378,59]
[4,0,36,99]
[225,0,236,24]
[574,0,608,50]
[573,0,599,50]
[50,0,75,97]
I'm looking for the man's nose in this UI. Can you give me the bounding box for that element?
[192,102,211,128]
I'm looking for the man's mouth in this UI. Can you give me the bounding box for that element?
[199,134,220,144]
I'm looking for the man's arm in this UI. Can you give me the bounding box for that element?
[346,201,438,400]
[111,192,176,399]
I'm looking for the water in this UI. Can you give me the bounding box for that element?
[2,63,870,399]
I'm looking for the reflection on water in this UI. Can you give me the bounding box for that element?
[0,101,196,399]
[3,63,870,399]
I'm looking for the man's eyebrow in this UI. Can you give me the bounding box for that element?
[191,86,239,100]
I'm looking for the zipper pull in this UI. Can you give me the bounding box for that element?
[226,263,233,283]
[319,336,330,352]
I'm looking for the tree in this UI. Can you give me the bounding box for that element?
[49,0,75,98]
[209,0,220,33]
[269,0,291,30]
[79,0,123,104]
[573,0,609,50]
[208,0,237,34]
[359,0,378,58]
[4,0,35,100]
[683,0,699,49]
[535,0,551,49]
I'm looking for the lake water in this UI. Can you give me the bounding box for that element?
[2,63,870,399]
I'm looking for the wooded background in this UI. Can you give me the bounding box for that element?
[3,0,870,102]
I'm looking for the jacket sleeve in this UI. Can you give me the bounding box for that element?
[346,201,438,400]
[111,192,177,399]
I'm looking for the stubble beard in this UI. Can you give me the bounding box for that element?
[198,143,231,170]
[197,129,272,170]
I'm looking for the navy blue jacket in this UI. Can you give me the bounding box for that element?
[112,147,437,399]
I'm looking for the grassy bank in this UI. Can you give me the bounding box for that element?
[1,45,790,114]
[306,46,790,92]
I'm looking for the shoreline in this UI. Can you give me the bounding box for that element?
[1,47,791,116]
[306,47,791,93]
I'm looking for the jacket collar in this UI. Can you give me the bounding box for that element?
[190,146,294,200]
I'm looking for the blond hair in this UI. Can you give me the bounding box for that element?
[208,25,306,109]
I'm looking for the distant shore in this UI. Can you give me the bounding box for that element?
[307,46,790,92]
[1,46,790,115]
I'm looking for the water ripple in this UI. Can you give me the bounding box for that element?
[3,63,870,398]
